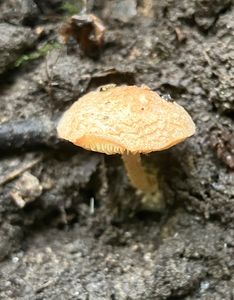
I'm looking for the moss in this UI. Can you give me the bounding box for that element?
[15,42,61,67]
[62,0,85,15]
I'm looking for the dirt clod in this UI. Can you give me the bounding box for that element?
[0,23,36,74]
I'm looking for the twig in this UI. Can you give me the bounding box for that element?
[0,156,42,186]
[0,117,60,153]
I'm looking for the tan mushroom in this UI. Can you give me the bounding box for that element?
[57,85,195,195]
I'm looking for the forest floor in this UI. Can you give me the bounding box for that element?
[0,0,233,299]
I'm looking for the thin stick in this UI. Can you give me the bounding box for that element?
[0,156,42,186]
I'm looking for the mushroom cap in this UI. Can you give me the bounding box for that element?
[57,85,195,154]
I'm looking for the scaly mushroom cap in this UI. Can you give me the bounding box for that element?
[57,85,195,154]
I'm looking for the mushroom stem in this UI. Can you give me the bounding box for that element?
[121,153,157,193]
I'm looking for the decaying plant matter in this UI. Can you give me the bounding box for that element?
[60,13,105,58]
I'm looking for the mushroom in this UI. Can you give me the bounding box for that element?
[57,85,195,197]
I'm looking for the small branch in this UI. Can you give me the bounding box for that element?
[0,116,65,153]
[0,156,42,186]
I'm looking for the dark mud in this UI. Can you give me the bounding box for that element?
[0,0,233,299]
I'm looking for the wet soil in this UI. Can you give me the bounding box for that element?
[0,0,233,299]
